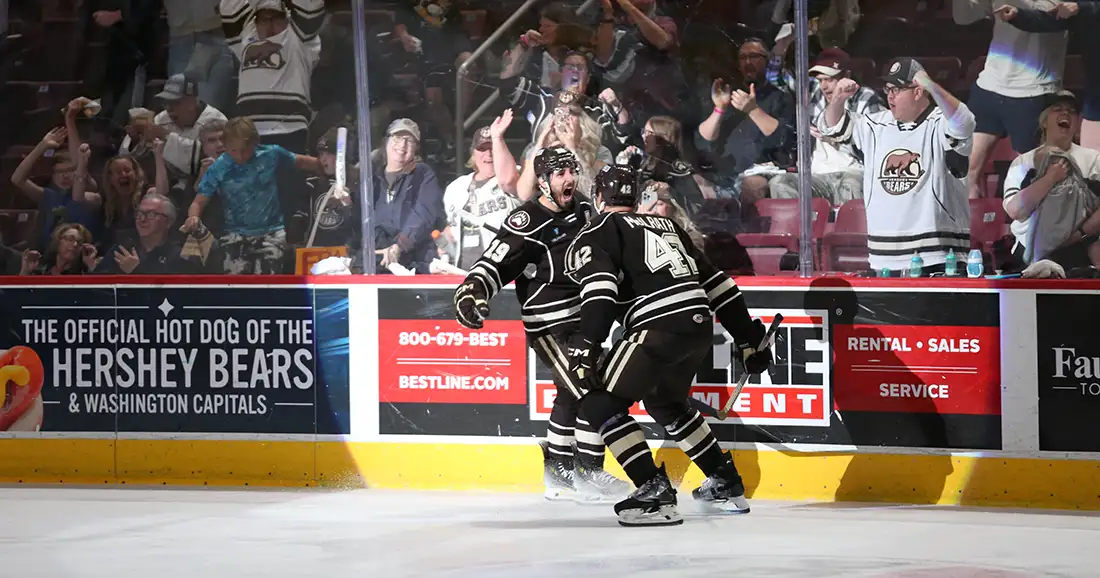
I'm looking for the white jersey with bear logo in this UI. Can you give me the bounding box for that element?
[827,105,974,271]
[221,0,324,137]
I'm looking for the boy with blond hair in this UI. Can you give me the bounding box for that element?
[183,117,320,274]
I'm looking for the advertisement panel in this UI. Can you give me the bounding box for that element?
[377,319,527,405]
[833,324,1000,415]
[1036,293,1100,452]
[0,286,351,435]
[529,310,832,427]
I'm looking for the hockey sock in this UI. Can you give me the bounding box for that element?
[574,417,606,468]
[665,409,726,478]
[546,396,578,462]
[582,390,657,486]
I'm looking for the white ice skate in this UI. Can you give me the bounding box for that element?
[540,441,577,501]
[692,453,750,514]
[573,463,632,503]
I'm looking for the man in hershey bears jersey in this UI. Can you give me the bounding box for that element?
[451,146,631,502]
[822,57,976,275]
[221,0,324,152]
[562,164,773,527]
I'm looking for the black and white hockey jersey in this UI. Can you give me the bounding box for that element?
[221,0,325,137]
[564,211,755,344]
[465,199,594,337]
[824,103,974,270]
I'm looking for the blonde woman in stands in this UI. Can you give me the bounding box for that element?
[71,144,149,252]
[636,180,706,251]
[18,223,98,276]
[517,98,613,201]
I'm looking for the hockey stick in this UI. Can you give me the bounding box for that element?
[306,127,348,248]
[717,314,784,420]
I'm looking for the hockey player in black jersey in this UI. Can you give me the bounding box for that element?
[563,164,774,527]
[452,146,631,503]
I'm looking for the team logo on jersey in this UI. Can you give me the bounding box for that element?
[242,40,285,70]
[508,211,531,229]
[879,149,924,194]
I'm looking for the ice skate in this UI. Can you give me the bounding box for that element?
[574,454,632,503]
[540,441,577,501]
[613,464,683,527]
[692,451,750,514]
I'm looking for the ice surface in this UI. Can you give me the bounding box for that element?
[3,486,1098,577]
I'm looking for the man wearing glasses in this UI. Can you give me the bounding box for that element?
[696,37,796,205]
[94,194,200,275]
[822,57,976,277]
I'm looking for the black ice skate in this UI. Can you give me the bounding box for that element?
[540,441,577,501]
[613,464,683,527]
[692,451,750,514]
[574,453,632,503]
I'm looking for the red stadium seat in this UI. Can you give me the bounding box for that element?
[822,200,869,272]
[848,58,877,84]
[736,198,830,270]
[969,197,1009,250]
[1065,55,1085,91]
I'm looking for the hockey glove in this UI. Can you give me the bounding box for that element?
[454,279,490,329]
[565,334,602,394]
[736,319,773,375]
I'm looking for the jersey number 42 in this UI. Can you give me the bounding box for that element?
[644,230,697,279]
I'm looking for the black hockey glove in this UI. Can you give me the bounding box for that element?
[736,319,773,375]
[454,279,490,329]
[565,334,602,394]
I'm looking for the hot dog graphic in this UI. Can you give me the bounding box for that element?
[0,346,45,432]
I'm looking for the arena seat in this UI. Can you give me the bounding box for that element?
[737,198,830,270]
[822,199,869,272]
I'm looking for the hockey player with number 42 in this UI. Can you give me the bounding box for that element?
[563,164,774,527]
[452,146,631,503]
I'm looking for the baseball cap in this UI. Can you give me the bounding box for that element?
[808,48,851,78]
[156,74,199,101]
[881,57,925,87]
[255,0,287,13]
[471,126,492,151]
[1045,90,1079,113]
[386,118,421,142]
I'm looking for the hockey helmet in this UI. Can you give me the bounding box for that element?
[533,146,579,178]
[594,163,639,207]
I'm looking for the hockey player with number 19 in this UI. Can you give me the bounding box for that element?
[452,146,631,503]
[564,164,773,526]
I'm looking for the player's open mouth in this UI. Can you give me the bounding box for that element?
[561,187,575,201]
[1058,118,1072,129]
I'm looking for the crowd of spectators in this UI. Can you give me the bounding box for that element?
[1,0,1099,278]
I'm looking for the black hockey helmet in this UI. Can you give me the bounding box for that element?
[533,145,579,178]
[594,163,639,207]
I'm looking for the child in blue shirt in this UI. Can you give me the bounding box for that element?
[183,117,320,274]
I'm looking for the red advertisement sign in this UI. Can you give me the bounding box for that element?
[378,319,528,404]
[529,310,832,426]
[532,381,826,421]
[833,324,1001,415]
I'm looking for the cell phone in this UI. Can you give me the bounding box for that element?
[639,186,658,211]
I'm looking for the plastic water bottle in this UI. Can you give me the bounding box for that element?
[908,253,923,278]
[879,267,891,278]
[944,249,958,277]
[967,249,984,278]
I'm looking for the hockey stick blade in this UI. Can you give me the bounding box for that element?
[717,314,784,420]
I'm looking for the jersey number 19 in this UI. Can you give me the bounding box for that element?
[644,229,697,278]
